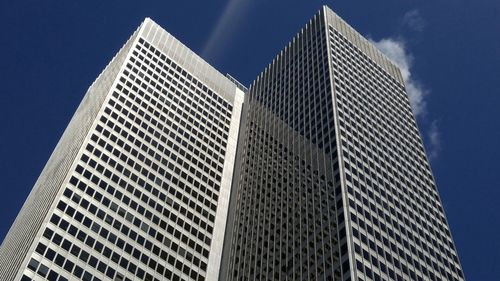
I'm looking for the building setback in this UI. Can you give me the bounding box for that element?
[0,5,464,281]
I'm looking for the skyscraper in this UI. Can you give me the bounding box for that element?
[0,6,464,281]
[0,18,244,281]
[222,6,464,281]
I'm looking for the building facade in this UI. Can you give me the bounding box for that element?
[222,6,464,281]
[0,18,244,281]
[1,6,464,281]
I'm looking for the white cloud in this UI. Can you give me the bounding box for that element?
[402,10,426,32]
[201,0,251,60]
[370,10,443,159]
[369,37,428,117]
[428,120,441,160]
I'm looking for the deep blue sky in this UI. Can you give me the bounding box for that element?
[0,1,498,280]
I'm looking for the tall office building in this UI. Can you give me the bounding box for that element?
[0,18,244,281]
[0,6,464,281]
[222,6,464,281]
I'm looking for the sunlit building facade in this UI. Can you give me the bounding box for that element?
[0,18,244,281]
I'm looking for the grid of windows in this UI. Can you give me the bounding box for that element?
[2,8,465,281]
[227,12,343,281]
[329,25,463,281]
[0,17,142,281]
[17,24,241,281]
[228,104,341,281]
[225,6,464,281]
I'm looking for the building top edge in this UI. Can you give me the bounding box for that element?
[226,74,248,93]
[138,17,241,103]
[322,6,405,84]
[251,6,405,88]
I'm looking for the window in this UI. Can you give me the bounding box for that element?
[27,258,39,271]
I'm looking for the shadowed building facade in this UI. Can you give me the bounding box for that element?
[0,6,464,281]
[222,6,465,281]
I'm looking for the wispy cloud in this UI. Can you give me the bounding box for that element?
[402,10,426,32]
[428,120,441,160]
[370,10,443,159]
[370,37,428,117]
[201,0,251,60]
